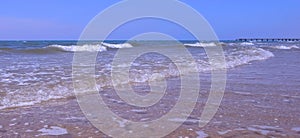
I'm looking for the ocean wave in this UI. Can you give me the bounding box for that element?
[240,42,255,46]
[102,47,275,85]
[46,42,133,52]
[0,44,108,54]
[0,94,66,110]
[0,47,13,51]
[101,42,133,48]
[184,42,225,47]
[47,44,107,52]
[225,47,274,68]
[271,45,299,50]
[0,81,74,110]
[0,46,274,110]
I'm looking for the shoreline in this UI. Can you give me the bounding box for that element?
[1,89,300,137]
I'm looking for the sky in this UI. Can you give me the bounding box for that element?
[0,0,300,40]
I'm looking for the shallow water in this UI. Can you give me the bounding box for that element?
[0,40,300,137]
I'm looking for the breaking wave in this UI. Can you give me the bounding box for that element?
[184,42,226,47]
[270,45,299,50]
[45,42,133,52]
[0,45,275,110]
[47,44,107,52]
[0,42,134,54]
[240,42,255,46]
[101,42,133,48]
[225,47,274,68]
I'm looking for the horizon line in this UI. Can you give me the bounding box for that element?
[1,38,300,41]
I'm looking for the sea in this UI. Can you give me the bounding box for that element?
[0,40,300,137]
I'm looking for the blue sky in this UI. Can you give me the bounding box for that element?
[0,0,300,40]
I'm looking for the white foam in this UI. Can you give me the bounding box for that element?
[292,127,300,132]
[112,117,128,128]
[26,129,34,132]
[47,44,107,52]
[64,116,86,121]
[217,130,232,135]
[0,85,69,110]
[99,47,274,87]
[108,99,125,104]
[247,127,270,135]
[247,125,283,136]
[196,130,209,138]
[234,128,246,131]
[0,100,36,110]
[101,42,133,48]
[131,109,147,113]
[37,126,68,136]
[271,45,299,50]
[168,118,199,124]
[240,42,255,46]
[225,48,274,68]
[232,91,252,95]
[252,125,282,130]
[184,42,223,47]
[253,105,274,109]
[0,46,275,110]
[9,123,17,126]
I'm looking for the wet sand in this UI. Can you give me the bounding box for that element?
[0,87,300,138]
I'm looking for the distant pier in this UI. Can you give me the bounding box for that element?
[237,38,300,42]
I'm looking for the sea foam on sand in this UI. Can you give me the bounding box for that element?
[37,126,68,136]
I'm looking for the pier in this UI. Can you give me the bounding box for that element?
[237,38,300,42]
